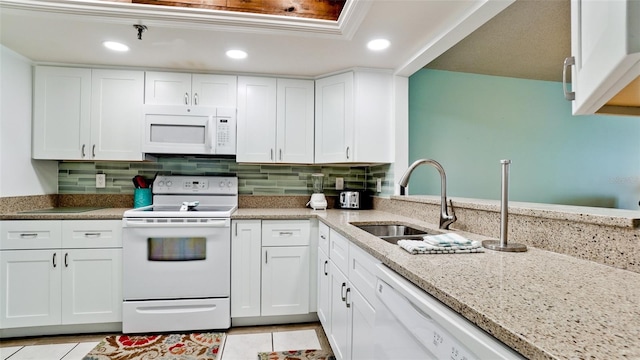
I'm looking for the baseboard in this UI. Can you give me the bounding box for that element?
[232,313,319,327]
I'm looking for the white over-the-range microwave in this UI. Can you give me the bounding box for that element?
[142,105,236,155]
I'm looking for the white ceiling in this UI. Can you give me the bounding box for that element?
[0,0,515,78]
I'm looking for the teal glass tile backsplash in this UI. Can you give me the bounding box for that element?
[58,157,394,196]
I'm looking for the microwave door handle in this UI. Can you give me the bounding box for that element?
[208,117,216,154]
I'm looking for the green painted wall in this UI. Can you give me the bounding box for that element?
[408,69,640,210]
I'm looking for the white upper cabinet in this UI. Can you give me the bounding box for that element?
[277,79,315,163]
[315,70,393,163]
[91,69,145,160]
[237,76,314,163]
[565,0,640,115]
[144,71,237,108]
[33,66,144,161]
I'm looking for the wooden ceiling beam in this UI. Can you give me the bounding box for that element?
[114,0,346,20]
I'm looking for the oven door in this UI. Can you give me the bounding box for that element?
[122,218,230,300]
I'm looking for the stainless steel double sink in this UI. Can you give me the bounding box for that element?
[354,224,440,244]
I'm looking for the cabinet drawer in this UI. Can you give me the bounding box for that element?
[62,220,122,248]
[262,220,310,246]
[0,220,62,250]
[329,229,349,275]
[318,221,330,255]
[348,243,380,304]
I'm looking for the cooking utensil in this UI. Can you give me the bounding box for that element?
[133,175,148,188]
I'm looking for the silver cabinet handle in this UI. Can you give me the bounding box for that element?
[84,232,101,238]
[92,144,96,158]
[81,144,86,158]
[265,250,268,264]
[279,149,282,161]
[52,252,57,268]
[270,149,274,160]
[234,222,238,237]
[194,93,199,106]
[323,260,328,276]
[64,253,68,267]
[184,92,189,105]
[20,233,38,238]
[340,282,347,301]
[563,56,575,101]
[320,234,326,240]
[345,287,351,308]
[279,231,293,236]
[346,146,350,160]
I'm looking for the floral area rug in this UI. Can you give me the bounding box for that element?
[257,350,335,360]
[83,332,225,360]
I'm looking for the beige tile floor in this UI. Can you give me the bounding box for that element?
[0,322,331,360]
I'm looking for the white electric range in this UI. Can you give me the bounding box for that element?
[122,175,237,333]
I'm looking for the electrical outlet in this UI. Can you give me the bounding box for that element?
[96,174,106,189]
[335,177,344,190]
[376,178,382,192]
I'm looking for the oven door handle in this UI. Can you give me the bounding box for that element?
[122,219,230,228]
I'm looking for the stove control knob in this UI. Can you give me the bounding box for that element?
[158,181,165,187]
[227,180,233,188]
[219,181,225,187]
[166,181,173,187]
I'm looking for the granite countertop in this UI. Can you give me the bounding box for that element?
[0,207,128,220]
[3,206,639,358]
[235,208,640,360]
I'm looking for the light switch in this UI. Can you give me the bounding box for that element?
[376,178,382,192]
[336,177,344,190]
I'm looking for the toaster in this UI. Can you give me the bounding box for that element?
[338,190,370,209]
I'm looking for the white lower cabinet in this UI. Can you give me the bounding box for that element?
[0,220,122,330]
[231,219,314,319]
[262,246,309,316]
[319,226,380,360]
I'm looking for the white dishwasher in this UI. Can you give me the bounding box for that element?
[374,264,525,360]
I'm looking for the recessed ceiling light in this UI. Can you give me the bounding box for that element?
[226,50,248,59]
[367,39,390,51]
[103,41,129,52]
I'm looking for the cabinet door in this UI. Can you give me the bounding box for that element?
[570,0,640,115]
[91,69,144,161]
[33,66,91,160]
[276,79,315,163]
[328,261,349,360]
[317,247,331,329]
[61,248,122,324]
[0,250,61,328]
[348,286,375,360]
[237,76,277,162]
[144,71,192,105]
[315,72,353,163]
[261,246,310,316]
[192,74,237,108]
[231,220,262,318]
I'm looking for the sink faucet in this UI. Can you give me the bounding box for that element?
[398,159,456,230]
